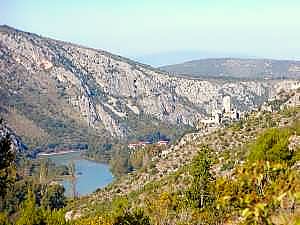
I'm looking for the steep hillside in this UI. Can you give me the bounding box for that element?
[160,58,300,79]
[70,105,300,224]
[0,25,299,150]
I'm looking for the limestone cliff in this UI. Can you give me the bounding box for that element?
[0,25,299,144]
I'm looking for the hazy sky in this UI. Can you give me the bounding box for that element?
[1,0,300,64]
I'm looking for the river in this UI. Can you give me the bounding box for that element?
[39,151,114,196]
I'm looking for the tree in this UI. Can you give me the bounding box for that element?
[39,159,49,184]
[16,189,43,225]
[69,161,77,199]
[186,146,215,209]
[0,134,15,170]
[0,133,16,210]
[16,189,68,225]
[41,184,66,210]
[110,148,131,176]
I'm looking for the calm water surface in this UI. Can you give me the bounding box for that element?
[39,152,114,196]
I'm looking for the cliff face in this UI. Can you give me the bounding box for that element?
[0,25,299,144]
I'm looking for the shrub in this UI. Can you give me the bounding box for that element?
[0,213,9,225]
[41,184,66,210]
[113,209,151,225]
[248,128,294,164]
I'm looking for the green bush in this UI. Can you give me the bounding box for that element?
[41,184,66,210]
[16,190,44,225]
[248,128,294,164]
[113,209,151,225]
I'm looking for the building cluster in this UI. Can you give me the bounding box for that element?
[198,95,240,128]
[128,140,169,150]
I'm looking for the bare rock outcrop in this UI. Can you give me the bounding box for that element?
[1,25,299,139]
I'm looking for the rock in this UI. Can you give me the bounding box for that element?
[65,210,82,221]
[1,25,299,139]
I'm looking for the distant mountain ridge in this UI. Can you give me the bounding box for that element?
[0,25,299,150]
[160,58,300,79]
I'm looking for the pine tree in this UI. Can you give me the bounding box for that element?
[41,184,66,210]
[186,146,214,209]
[69,161,77,199]
[16,189,43,225]
[0,124,16,210]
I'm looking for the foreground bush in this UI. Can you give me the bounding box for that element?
[248,128,294,164]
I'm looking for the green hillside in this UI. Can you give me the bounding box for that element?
[68,107,300,225]
[1,99,299,224]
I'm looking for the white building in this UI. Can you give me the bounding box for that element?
[223,96,231,113]
[212,110,222,124]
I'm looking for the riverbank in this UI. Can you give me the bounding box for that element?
[81,153,110,164]
[39,151,114,196]
[37,150,78,156]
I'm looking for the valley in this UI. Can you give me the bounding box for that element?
[1,25,299,159]
[0,25,299,225]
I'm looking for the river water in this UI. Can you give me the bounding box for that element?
[39,151,114,196]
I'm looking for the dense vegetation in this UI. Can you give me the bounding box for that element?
[71,148,299,224]
[0,121,68,224]
[1,107,299,224]
[70,108,300,225]
[248,128,295,164]
[109,143,168,177]
[86,131,173,176]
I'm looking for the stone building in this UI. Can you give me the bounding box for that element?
[223,96,231,113]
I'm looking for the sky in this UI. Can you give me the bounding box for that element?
[1,0,300,66]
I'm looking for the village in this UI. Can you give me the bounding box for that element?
[127,89,300,153]
[197,95,241,128]
[127,140,169,150]
[126,95,239,151]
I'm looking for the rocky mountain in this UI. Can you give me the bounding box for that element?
[160,58,300,79]
[0,25,299,148]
